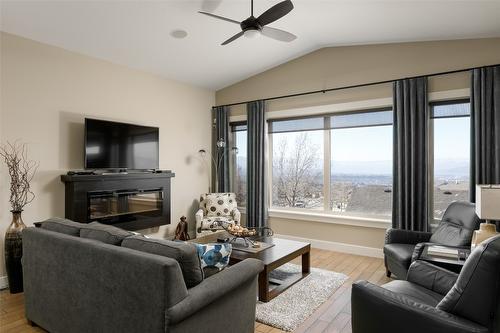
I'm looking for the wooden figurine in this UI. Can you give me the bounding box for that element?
[174,216,190,241]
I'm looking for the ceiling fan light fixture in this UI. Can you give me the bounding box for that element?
[244,28,261,39]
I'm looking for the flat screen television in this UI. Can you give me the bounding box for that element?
[84,118,159,170]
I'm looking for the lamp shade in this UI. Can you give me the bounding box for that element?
[475,185,500,220]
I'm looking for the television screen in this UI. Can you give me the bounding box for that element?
[85,118,159,170]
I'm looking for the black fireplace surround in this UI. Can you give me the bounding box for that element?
[61,172,174,231]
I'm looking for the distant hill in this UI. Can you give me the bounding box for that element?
[248,156,469,177]
[434,159,469,176]
[331,160,391,175]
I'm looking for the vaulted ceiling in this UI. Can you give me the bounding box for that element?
[1,1,500,90]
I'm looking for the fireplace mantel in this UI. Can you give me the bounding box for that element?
[61,171,175,231]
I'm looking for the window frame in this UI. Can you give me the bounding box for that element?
[428,98,471,226]
[227,89,470,229]
[268,107,394,220]
[230,121,248,209]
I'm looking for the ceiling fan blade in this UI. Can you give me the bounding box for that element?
[221,31,245,45]
[201,0,222,13]
[257,0,294,26]
[261,26,297,42]
[198,11,241,25]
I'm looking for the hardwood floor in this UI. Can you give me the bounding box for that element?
[0,248,391,333]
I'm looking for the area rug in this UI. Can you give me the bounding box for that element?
[256,263,348,332]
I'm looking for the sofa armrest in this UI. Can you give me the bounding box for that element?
[351,281,488,333]
[195,209,204,230]
[406,261,458,296]
[231,207,241,224]
[166,258,264,325]
[412,241,431,262]
[385,228,432,245]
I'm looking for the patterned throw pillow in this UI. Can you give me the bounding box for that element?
[194,243,232,278]
[205,193,236,217]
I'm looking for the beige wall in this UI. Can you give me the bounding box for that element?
[0,32,5,277]
[0,32,215,277]
[216,38,500,252]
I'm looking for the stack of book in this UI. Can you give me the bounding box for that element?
[427,246,459,259]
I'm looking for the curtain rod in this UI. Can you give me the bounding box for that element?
[213,63,500,109]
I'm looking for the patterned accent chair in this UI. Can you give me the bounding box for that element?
[195,193,241,237]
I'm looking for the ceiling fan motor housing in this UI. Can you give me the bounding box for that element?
[241,16,262,32]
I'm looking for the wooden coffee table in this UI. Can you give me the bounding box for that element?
[193,232,311,302]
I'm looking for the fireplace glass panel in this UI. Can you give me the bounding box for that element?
[88,189,163,223]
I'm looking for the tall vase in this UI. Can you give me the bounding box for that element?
[5,210,26,294]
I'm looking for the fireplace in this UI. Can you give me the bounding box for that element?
[88,188,163,225]
[61,172,174,231]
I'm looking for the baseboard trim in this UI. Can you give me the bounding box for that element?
[274,233,383,258]
[0,275,8,290]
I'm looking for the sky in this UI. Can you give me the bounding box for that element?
[236,105,471,175]
[266,118,470,162]
[434,117,470,160]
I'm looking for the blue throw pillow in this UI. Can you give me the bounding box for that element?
[194,243,232,277]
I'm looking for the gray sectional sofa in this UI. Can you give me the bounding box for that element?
[22,218,264,333]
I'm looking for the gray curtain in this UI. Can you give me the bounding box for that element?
[247,100,267,228]
[214,106,230,192]
[470,65,500,230]
[392,77,430,231]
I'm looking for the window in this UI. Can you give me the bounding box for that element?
[269,108,393,219]
[330,111,393,218]
[431,100,470,220]
[271,130,324,210]
[231,123,247,207]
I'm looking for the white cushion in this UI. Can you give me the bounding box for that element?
[204,193,237,217]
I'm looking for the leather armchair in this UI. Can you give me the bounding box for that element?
[384,201,480,279]
[352,235,500,333]
[195,193,241,237]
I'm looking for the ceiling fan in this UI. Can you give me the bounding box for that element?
[199,0,297,45]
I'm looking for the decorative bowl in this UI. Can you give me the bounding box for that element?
[225,224,257,237]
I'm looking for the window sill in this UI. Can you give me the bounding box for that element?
[267,209,391,229]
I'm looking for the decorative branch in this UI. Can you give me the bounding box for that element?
[0,141,39,212]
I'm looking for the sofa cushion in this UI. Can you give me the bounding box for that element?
[194,243,232,278]
[382,280,444,307]
[430,223,474,247]
[40,217,86,236]
[384,243,415,267]
[80,222,133,245]
[121,236,203,288]
[437,235,500,327]
[430,201,480,246]
[204,193,237,217]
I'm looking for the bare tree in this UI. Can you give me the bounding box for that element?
[235,164,246,204]
[0,141,39,212]
[273,133,322,208]
[330,181,352,212]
